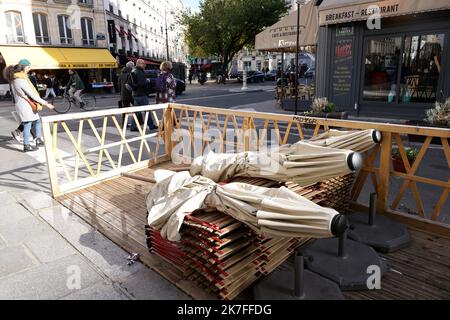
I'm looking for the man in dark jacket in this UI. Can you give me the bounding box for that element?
[29,72,38,90]
[127,59,157,131]
[118,61,134,127]
[65,69,86,108]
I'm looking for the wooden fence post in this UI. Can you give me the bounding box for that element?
[243,117,250,152]
[377,132,392,214]
[164,104,175,159]
[42,121,61,198]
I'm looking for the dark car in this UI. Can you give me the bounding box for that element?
[265,70,277,81]
[237,71,265,83]
[144,70,186,95]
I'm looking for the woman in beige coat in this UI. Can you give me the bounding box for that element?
[5,59,54,152]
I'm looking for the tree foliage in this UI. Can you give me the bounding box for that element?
[182,0,288,75]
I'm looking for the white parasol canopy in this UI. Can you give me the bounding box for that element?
[308,129,382,153]
[190,142,362,186]
[146,170,344,242]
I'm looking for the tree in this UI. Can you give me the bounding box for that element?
[182,0,288,83]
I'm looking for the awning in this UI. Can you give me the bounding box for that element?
[319,0,450,26]
[0,46,117,69]
[255,0,318,52]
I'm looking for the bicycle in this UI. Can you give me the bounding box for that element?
[52,89,97,114]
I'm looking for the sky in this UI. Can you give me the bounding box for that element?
[184,0,200,11]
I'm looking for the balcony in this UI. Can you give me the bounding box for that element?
[78,0,94,7]
[60,38,74,45]
[36,36,51,45]
[82,39,95,47]
[5,35,27,44]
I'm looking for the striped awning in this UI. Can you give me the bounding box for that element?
[255,0,319,52]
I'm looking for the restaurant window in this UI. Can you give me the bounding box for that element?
[33,13,50,44]
[58,15,73,44]
[400,33,445,103]
[363,33,445,105]
[5,11,25,43]
[81,18,95,46]
[363,37,402,102]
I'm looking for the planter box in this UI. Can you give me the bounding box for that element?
[392,158,414,173]
[405,120,448,145]
[306,112,349,120]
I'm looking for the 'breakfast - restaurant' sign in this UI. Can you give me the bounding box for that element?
[319,0,450,25]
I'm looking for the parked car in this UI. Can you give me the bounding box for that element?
[144,70,186,95]
[237,71,265,83]
[265,70,277,81]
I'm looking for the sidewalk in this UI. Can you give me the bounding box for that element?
[0,189,190,300]
[0,109,189,300]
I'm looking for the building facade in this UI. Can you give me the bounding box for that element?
[0,0,116,95]
[0,0,108,48]
[105,0,187,65]
[315,1,450,120]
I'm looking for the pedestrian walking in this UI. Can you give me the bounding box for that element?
[29,71,38,90]
[188,70,193,84]
[126,59,158,131]
[51,74,61,97]
[65,69,86,108]
[276,67,282,81]
[118,61,135,127]
[156,61,177,104]
[5,59,54,152]
[43,74,57,99]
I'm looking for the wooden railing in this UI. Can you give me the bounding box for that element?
[42,103,450,235]
[165,103,450,234]
[41,104,170,197]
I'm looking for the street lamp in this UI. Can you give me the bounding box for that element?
[165,9,175,62]
[295,0,306,116]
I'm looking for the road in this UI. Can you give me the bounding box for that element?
[36,81,279,117]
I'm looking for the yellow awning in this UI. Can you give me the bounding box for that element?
[0,46,117,69]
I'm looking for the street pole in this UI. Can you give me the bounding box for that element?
[242,67,248,90]
[295,1,301,116]
[165,9,170,62]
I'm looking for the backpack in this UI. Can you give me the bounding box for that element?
[124,73,133,92]
[156,73,168,93]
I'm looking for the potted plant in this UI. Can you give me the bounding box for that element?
[407,99,449,144]
[425,98,450,127]
[304,97,348,119]
[392,146,419,173]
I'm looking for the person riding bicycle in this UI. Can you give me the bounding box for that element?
[65,69,86,108]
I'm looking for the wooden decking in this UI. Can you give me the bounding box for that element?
[57,162,450,300]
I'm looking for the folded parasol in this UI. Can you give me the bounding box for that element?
[190,142,362,186]
[147,170,347,242]
[308,129,382,153]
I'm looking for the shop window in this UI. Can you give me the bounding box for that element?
[5,11,25,43]
[33,13,50,44]
[400,33,445,103]
[81,18,95,46]
[58,15,73,44]
[363,37,402,102]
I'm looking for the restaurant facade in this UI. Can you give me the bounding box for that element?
[315,0,450,119]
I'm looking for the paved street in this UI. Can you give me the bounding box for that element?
[0,81,448,300]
